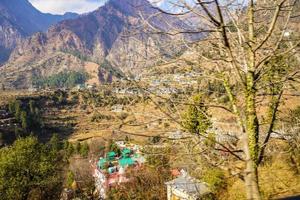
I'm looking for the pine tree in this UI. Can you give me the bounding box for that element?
[1,83,5,91]
[182,94,211,135]
[75,142,81,154]
[14,100,22,121]
[20,111,28,130]
[8,101,15,113]
[49,134,60,152]
[80,142,89,158]
[29,100,35,114]
[0,132,3,146]
[67,144,75,157]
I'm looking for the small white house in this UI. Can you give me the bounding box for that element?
[111,105,124,113]
[115,141,126,148]
[165,170,210,200]
[74,84,85,91]
[167,130,187,140]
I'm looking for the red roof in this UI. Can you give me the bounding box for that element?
[171,169,181,177]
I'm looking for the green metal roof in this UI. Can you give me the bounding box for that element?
[122,148,131,153]
[119,157,134,167]
[107,151,116,156]
[97,158,107,169]
[107,151,116,160]
[121,148,131,157]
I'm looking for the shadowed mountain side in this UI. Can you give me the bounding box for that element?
[0,0,78,64]
[0,0,201,89]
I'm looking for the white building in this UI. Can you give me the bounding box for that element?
[93,168,107,199]
[165,170,210,200]
[111,104,124,113]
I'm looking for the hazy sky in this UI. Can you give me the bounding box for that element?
[29,0,107,14]
[29,0,242,15]
[28,0,167,15]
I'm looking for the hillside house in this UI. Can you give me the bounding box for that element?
[111,104,124,113]
[0,110,10,119]
[165,170,210,200]
[74,84,85,91]
[113,88,126,94]
[115,140,126,148]
[93,145,145,199]
[86,84,96,90]
[166,130,189,140]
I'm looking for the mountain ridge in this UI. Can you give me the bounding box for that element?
[0,0,191,89]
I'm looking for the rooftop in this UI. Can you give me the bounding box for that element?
[165,175,210,197]
[119,157,134,167]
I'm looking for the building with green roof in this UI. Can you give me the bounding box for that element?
[121,148,131,158]
[97,158,107,169]
[107,151,116,161]
[119,157,134,167]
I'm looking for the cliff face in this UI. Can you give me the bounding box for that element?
[1,0,193,89]
[0,17,23,63]
[0,0,78,64]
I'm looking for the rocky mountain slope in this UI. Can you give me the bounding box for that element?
[0,0,196,89]
[0,0,78,64]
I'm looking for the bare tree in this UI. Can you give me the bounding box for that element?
[116,0,300,199]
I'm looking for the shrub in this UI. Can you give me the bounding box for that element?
[117,113,128,120]
[203,168,226,193]
[107,167,170,200]
[66,171,75,188]
[91,113,114,122]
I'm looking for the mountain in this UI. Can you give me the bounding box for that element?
[0,0,78,64]
[0,0,195,89]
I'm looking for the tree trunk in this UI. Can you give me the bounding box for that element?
[243,70,261,200]
[244,157,261,200]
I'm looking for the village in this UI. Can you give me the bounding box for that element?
[1,83,298,200]
[91,139,211,200]
[0,88,215,200]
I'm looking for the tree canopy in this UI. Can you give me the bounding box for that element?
[0,136,63,200]
[33,71,89,88]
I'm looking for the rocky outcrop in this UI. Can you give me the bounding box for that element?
[0,0,78,64]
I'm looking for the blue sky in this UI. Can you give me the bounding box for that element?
[29,0,167,14]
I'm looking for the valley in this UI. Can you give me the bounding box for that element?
[0,0,300,200]
[1,73,300,199]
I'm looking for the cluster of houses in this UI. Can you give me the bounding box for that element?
[147,72,200,87]
[148,87,179,95]
[112,87,143,95]
[172,73,199,86]
[92,141,146,199]
[0,108,20,147]
[110,71,203,97]
[0,109,16,129]
[91,140,212,200]
[74,83,96,91]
